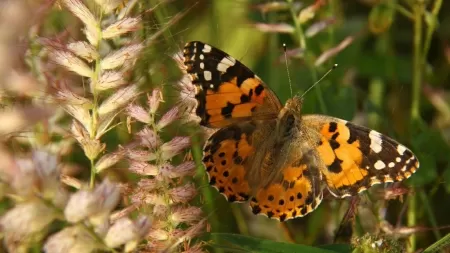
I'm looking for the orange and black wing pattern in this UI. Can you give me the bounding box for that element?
[182,41,282,128]
[303,115,419,198]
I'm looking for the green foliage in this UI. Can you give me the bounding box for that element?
[203,233,352,253]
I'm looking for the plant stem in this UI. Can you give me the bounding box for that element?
[407,2,424,251]
[422,0,442,65]
[287,0,327,114]
[410,1,423,121]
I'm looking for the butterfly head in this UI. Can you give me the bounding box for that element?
[285,95,304,116]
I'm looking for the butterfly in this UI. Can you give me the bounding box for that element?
[181,41,419,222]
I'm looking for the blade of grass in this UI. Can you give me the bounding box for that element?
[286,0,327,114]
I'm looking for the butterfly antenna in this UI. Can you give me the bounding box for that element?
[300,63,338,99]
[283,43,293,97]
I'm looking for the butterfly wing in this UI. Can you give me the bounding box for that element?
[203,116,325,221]
[302,115,419,198]
[182,41,283,128]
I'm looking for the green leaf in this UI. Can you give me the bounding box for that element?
[203,233,352,253]
[423,232,450,253]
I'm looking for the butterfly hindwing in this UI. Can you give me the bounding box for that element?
[183,41,282,128]
[302,115,419,198]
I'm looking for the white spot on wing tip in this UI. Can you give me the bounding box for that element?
[202,44,212,53]
[397,145,406,155]
[369,130,383,153]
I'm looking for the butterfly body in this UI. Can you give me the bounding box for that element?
[181,41,419,221]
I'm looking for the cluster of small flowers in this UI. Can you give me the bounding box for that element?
[125,88,206,252]
[0,149,151,252]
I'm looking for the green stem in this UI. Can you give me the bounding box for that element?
[407,193,417,252]
[287,0,327,114]
[422,0,442,65]
[410,1,423,121]
[90,159,96,188]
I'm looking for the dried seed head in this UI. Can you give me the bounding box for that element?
[49,49,94,78]
[95,71,127,91]
[43,225,100,253]
[98,84,140,116]
[298,4,317,24]
[66,105,92,136]
[95,151,124,173]
[0,106,53,136]
[64,179,120,222]
[104,216,151,248]
[126,103,151,124]
[94,0,123,14]
[137,178,158,191]
[128,160,158,176]
[100,43,144,70]
[160,136,191,160]
[55,87,93,109]
[84,26,100,46]
[148,228,170,241]
[61,0,99,45]
[169,183,197,203]
[152,204,169,219]
[131,191,164,206]
[70,120,90,144]
[160,161,196,178]
[102,17,141,39]
[169,206,203,226]
[253,23,295,34]
[147,88,163,114]
[126,149,157,162]
[157,106,180,130]
[80,138,105,161]
[137,127,161,149]
[1,201,58,239]
[67,41,99,62]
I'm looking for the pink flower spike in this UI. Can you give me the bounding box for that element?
[170,206,202,226]
[67,41,99,62]
[61,0,98,43]
[49,49,93,77]
[160,161,196,178]
[102,17,141,39]
[147,89,163,114]
[137,178,158,191]
[160,136,191,160]
[95,71,127,91]
[128,160,158,176]
[169,183,197,203]
[136,127,161,149]
[157,106,180,130]
[126,103,151,124]
[100,44,144,70]
[126,149,157,162]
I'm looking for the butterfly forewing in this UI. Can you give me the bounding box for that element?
[182,41,282,128]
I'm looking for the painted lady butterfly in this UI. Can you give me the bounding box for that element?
[181,41,419,221]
